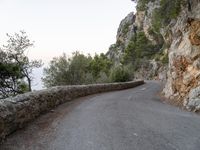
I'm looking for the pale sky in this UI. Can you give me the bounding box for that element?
[0,0,136,89]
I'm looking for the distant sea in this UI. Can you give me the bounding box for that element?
[32,67,44,91]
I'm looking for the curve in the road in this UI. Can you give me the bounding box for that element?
[1,81,200,150]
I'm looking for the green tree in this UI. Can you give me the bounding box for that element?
[42,54,70,87]
[123,32,159,69]
[43,52,114,87]
[0,50,24,98]
[89,53,112,79]
[42,52,93,87]
[3,31,42,91]
[0,31,42,98]
[68,52,92,85]
[134,32,157,58]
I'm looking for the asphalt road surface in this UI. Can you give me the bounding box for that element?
[1,81,200,150]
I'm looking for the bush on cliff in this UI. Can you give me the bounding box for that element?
[152,0,185,32]
[122,31,160,67]
[134,0,156,11]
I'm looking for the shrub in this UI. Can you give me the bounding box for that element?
[136,0,156,11]
[123,31,160,65]
[89,53,112,79]
[148,28,164,46]
[96,72,111,83]
[110,66,131,82]
[122,22,131,35]
[153,45,169,65]
[161,53,169,64]
[152,0,185,32]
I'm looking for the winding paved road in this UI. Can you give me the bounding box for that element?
[1,81,200,150]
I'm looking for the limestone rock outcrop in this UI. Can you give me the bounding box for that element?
[106,12,136,65]
[106,0,166,80]
[163,0,200,110]
[107,0,200,111]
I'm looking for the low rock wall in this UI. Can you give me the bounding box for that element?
[0,80,144,141]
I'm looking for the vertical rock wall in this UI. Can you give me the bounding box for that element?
[163,0,200,111]
[106,0,200,111]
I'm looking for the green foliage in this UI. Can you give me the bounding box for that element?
[0,59,25,98]
[122,31,160,68]
[43,52,92,87]
[0,31,42,99]
[68,52,92,85]
[122,35,137,64]
[154,46,169,64]
[89,53,112,79]
[18,81,29,93]
[147,28,164,45]
[136,0,156,11]
[152,0,184,32]
[42,52,113,87]
[136,0,149,11]
[134,32,157,58]
[122,22,131,35]
[96,72,111,83]
[161,53,169,64]
[110,66,131,82]
[0,62,22,78]
[135,0,184,32]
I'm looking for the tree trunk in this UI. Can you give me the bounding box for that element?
[27,78,32,92]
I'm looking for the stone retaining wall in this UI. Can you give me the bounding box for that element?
[0,80,144,141]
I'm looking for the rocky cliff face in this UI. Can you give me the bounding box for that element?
[163,0,200,111]
[107,0,167,80]
[106,12,136,65]
[107,0,200,111]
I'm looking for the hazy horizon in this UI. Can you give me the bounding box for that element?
[0,0,136,89]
